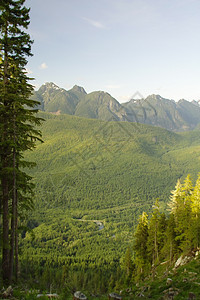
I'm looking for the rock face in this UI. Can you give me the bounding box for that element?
[73,291,87,300]
[109,292,122,299]
[2,286,13,298]
[162,287,179,299]
[166,278,173,285]
[37,293,58,298]
[174,255,190,269]
[71,85,87,94]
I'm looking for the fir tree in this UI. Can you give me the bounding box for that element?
[191,174,200,248]
[133,211,149,280]
[124,246,133,284]
[168,178,189,251]
[0,0,42,283]
[168,176,194,252]
[168,179,183,216]
[161,213,177,264]
[180,174,193,251]
[147,200,166,270]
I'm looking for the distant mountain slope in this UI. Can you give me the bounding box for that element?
[75,91,127,121]
[32,82,200,131]
[34,82,85,114]
[123,95,200,131]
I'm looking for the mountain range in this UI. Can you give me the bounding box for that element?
[32,82,200,132]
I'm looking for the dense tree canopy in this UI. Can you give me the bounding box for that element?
[132,174,200,281]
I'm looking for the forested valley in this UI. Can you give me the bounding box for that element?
[10,112,200,298]
[1,1,200,300]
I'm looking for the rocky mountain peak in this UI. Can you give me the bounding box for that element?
[38,82,61,95]
[191,100,200,107]
[33,82,200,132]
[44,82,60,89]
[72,85,87,94]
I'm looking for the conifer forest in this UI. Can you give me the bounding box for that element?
[1,1,200,299]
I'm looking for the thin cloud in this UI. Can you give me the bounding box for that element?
[39,62,48,70]
[83,17,105,29]
[105,84,122,89]
[118,95,133,103]
[29,30,47,41]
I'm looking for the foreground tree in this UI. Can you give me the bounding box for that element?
[133,211,149,280]
[191,174,200,248]
[131,174,200,284]
[147,200,166,278]
[0,0,42,284]
[168,176,193,252]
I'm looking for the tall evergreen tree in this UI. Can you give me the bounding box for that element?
[147,200,166,269]
[0,0,42,284]
[191,174,200,248]
[168,176,193,252]
[168,179,183,216]
[180,174,193,251]
[168,178,185,251]
[161,213,177,264]
[123,246,133,284]
[133,211,149,280]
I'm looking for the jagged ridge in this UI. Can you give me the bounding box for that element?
[32,83,200,131]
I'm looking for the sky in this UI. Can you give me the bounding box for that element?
[25,0,200,103]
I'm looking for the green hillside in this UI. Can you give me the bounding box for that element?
[26,112,200,209]
[19,112,200,294]
[25,112,189,211]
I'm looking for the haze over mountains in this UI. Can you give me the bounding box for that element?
[32,82,200,132]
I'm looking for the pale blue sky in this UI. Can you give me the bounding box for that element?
[26,0,200,102]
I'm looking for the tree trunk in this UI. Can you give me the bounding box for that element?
[2,20,10,284]
[15,165,19,282]
[2,169,10,284]
[9,209,15,283]
[9,114,17,283]
[15,205,19,282]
